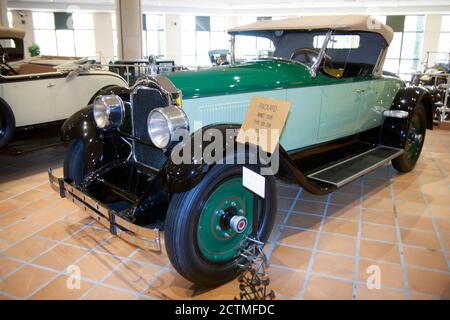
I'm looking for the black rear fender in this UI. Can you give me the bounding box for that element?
[382,86,435,149]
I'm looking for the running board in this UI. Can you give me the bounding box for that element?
[307,146,404,187]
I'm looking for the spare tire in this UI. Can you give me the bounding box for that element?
[0,98,15,149]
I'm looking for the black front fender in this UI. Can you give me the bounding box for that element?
[159,123,336,195]
[61,106,96,143]
[160,124,241,193]
[61,106,129,174]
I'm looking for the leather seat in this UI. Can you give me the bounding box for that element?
[16,63,56,75]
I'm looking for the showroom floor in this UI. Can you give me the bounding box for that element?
[0,129,449,300]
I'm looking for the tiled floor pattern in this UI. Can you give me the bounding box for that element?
[0,129,449,300]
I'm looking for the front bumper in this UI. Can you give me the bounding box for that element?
[48,169,161,251]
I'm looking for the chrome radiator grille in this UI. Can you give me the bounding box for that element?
[131,86,167,144]
[131,86,168,167]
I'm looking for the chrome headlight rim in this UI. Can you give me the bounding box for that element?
[147,105,189,149]
[93,94,125,130]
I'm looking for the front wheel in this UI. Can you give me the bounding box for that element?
[392,103,427,172]
[164,164,277,287]
[0,98,15,149]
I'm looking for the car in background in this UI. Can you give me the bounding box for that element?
[412,63,449,122]
[0,26,128,148]
[108,56,177,86]
[209,49,231,66]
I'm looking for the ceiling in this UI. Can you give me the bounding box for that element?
[7,0,450,15]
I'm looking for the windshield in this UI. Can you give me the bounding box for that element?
[0,38,16,49]
[233,30,386,78]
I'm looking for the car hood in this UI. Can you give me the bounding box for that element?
[166,59,315,100]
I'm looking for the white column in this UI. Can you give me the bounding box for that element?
[94,12,115,63]
[165,14,182,63]
[421,15,443,67]
[10,10,35,58]
[0,0,8,27]
[115,0,143,60]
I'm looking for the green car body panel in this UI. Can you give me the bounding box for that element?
[166,59,405,152]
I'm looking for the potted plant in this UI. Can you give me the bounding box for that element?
[27,43,40,57]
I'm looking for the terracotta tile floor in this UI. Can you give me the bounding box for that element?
[0,129,449,300]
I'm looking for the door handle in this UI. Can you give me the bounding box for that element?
[356,89,366,94]
[47,83,55,88]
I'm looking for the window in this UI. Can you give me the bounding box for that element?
[436,16,450,66]
[7,11,12,28]
[0,39,16,48]
[181,15,231,67]
[314,35,360,49]
[196,17,211,66]
[32,11,96,58]
[234,17,286,61]
[112,13,118,60]
[73,13,96,58]
[383,15,425,80]
[33,12,58,55]
[210,17,229,53]
[143,14,165,58]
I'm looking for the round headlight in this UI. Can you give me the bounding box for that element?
[147,105,189,149]
[93,95,125,130]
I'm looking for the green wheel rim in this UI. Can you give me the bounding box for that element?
[406,114,423,160]
[197,177,255,263]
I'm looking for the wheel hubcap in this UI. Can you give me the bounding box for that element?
[229,215,248,234]
[197,177,255,263]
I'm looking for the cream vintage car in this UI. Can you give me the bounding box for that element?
[0,27,127,148]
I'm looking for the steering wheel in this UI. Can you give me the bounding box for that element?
[290,48,332,66]
[0,44,18,76]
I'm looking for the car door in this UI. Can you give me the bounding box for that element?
[283,84,323,151]
[317,79,368,141]
[1,75,56,127]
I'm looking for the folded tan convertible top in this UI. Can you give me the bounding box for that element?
[228,15,393,44]
[0,26,26,39]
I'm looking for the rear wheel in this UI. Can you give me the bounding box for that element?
[63,139,86,185]
[164,164,276,287]
[0,98,15,149]
[392,103,426,173]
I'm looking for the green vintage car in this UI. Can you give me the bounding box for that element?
[49,15,435,286]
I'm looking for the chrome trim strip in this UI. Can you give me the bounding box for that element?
[310,29,333,78]
[373,46,388,78]
[383,110,409,119]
